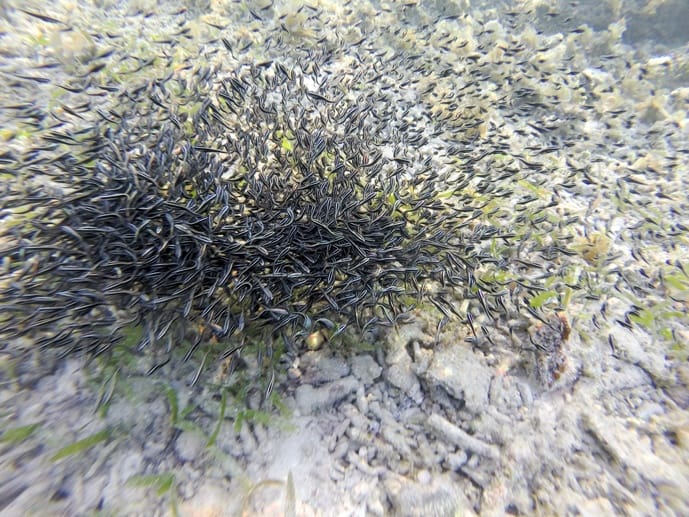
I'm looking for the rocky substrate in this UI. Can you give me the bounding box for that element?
[2,312,688,515]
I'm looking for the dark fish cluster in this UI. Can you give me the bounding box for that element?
[0,9,581,366]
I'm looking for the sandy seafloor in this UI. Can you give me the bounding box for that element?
[1,0,689,515]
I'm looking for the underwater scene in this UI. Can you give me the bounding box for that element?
[1,0,688,515]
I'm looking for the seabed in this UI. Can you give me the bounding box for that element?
[1,0,688,515]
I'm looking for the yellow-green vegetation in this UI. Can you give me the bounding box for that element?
[0,423,41,444]
[529,290,559,310]
[127,472,177,497]
[50,429,111,462]
[575,232,611,266]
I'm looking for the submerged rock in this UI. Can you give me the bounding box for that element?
[294,376,359,414]
[425,345,493,414]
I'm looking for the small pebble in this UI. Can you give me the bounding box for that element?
[351,354,383,386]
[175,431,206,463]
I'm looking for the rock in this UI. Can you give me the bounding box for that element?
[53,359,86,400]
[576,497,618,515]
[355,385,369,414]
[384,363,423,403]
[417,469,432,485]
[346,449,385,477]
[238,422,258,455]
[351,355,382,386]
[367,492,386,516]
[384,331,423,403]
[175,430,206,463]
[426,414,500,461]
[179,481,236,517]
[666,362,689,408]
[395,321,430,346]
[381,423,412,458]
[446,451,468,471]
[383,473,474,517]
[213,422,242,458]
[424,345,492,414]
[516,381,534,407]
[488,374,522,414]
[608,326,672,385]
[411,342,434,376]
[295,376,359,413]
[114,448,144,484]
[299,351,350,384]
[581,408,689,494]
[76,474,108,512]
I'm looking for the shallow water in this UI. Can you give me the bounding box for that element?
[1,1,688,515]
